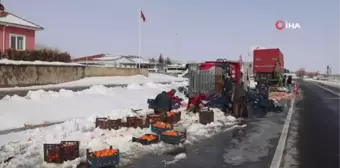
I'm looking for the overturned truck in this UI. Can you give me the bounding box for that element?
[187,59,242,111]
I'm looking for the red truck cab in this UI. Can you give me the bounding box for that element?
[253,48,284,81]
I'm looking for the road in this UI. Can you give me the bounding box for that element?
[291,80,339,168]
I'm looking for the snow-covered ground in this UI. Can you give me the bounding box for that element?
[303,78,340,88]
[0,108,238,168]
[0,73,186,92]
[0,59,82,66]
[0,75,239,167]
[0,81,187,131]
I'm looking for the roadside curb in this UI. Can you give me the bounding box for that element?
[269,97,296,168]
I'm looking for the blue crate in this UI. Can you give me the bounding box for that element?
[160,131,186,145]
[151,124,173,134]
[132,134,160,145]
[86,146,119,168]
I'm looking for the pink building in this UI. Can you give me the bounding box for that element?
[0,5,43,52]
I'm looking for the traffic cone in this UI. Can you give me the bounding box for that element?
[293,83,298,95]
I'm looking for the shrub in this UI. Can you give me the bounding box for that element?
[0,49,71,62]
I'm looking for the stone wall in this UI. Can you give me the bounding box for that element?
[0,64,149,87]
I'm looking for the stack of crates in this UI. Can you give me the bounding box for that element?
[95,118,122,130]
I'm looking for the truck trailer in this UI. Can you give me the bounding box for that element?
[253,48,284,83]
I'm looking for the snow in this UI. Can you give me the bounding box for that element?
[0,100,238,167]
[0,13,43,30]
[0,59,82,66]
[162,153,187,165]
[0,81,187,131]
[303,78,340,88]
[248,80,257,89]
[0,108,237,167]
[0,73,187,92]
[0,73,239,167]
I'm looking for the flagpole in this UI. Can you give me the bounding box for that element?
[138,9,142,69]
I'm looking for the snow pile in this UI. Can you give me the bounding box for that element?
[162,153,187,165]
[0,109,238,167]
[0,73,239,167]
[0,81,187,131]
[0,73,188,92]
[304,78,340,88]
[0,59,82,66]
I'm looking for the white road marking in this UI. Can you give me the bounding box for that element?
[270,98,295,168]
[324,97,340,100]
[315,83,340,97]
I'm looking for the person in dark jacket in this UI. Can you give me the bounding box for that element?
[187,94,208,113]
[154,91,172,115]
[232,82,247,118]
[287,75,293,93]
[282,75,287,87]
[166,89,181,105]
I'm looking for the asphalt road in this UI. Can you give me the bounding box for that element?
[295,80,339,168]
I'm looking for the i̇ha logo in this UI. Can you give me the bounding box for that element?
[275,20,301,30]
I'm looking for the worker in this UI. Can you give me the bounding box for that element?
[232,82,247,118]
[166,89,182,105]
[282,75,287,87]
[287,75,293,93]
[153,91,172,115]
[187,94,208,113]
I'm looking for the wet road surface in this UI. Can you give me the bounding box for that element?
[296,80,339,168]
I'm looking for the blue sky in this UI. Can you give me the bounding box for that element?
[3,0,339,72]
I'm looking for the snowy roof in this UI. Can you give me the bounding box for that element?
[73,54,150,64]
[94,56,121,61]
[0,12,43,30]
[129,57,149,63]
[0,59,82,66]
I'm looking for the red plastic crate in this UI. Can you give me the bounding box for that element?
[147,114,165,124]
[106,119,122,130]
[95,118,108,129]
[43,141,79,163]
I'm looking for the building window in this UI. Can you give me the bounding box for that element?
[9,34,25,50]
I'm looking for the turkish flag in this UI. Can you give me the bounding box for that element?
[141,10,146,22]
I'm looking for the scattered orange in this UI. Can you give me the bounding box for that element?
[92,149,117,158]
[138,134,157,141]
[167,112,175,117]
[152,122,171,128]
[162,130,178,136]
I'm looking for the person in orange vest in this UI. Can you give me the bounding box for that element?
[187,94,208,113]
